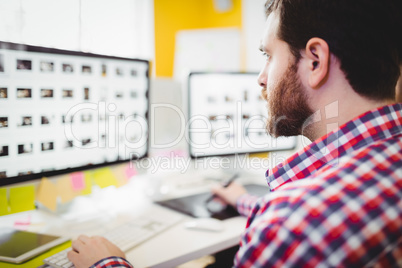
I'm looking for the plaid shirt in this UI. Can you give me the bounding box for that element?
[94,104,402,268]
[235,104,402,267]
[90,256,133,268]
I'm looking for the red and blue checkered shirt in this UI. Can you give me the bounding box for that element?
[94,104,402,268]
[235,103,402,267]
[90,256,133,268]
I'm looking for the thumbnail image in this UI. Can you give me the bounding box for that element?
[0,88,7,98]
[81,114,92,123]
[81,138,92,146]
[17,88,32,98]
[41,142,54,151]
[84,87,89,100]
[40,61,54,72]
[62,63,74,73]
[82,65,92,74]
[18,143,33,154]
[18,171,33,176]
[115,91,123,98]
[116,67,123,76]
[224,96,233,102]
[0,117,8,128]
[207,96,216,103]
[19,116,32,126]
[65,140,73,148]
[16,59,32,70]
[41,167,55,172]
[41,116,51,125]
[100,134,106,146]
[0,146,8,157]
[0,172,6,178]
[102,64,107,77]
[0,54,4,72]
[41,88,54,98]
[61,115,73,124]
[62,89,73,98]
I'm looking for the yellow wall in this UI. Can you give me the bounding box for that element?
[154,0,242,77]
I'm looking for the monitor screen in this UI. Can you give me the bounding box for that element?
[187,72,296,158]
[0,41,149,186]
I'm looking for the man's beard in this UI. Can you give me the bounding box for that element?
[263,61,314,138]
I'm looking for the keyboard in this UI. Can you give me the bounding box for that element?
[43,212,182,268]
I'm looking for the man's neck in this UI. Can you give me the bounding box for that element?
[304,97,394,142]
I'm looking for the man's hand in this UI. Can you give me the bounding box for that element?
[211,182,247,207]
[67,235,125,268]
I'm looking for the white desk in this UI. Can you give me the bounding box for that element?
[0,172,259,268]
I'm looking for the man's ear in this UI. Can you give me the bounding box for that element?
[305,37,330,88]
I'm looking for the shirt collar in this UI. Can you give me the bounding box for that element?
[265,103,402,191]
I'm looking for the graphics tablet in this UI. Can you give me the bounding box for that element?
[0,228,69,263]
[156,183,269,220]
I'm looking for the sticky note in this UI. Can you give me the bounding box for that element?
[9,185,36,214]
[248,152,270,158]
[14,215,31,230]
[0,188,9,216]
[125,164,137,180]
[57,175,76,203]
[70,172,85,191]
[93,167,119,188]
[81,171,93,195]
[111,164,128,187]
[36,177,58,212]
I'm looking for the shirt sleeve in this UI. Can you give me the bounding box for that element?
[236,193,259,217]
[90,256,133,268]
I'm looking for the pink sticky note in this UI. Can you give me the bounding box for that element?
[70,172,85,191]
[14,215,31,230]
[125,164,137,180]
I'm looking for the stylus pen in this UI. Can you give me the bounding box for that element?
[205,173,239,203]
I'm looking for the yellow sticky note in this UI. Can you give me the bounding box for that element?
[248,152,270,158]
[57,175,76,203]
[0,188,9,216]
[111,164,128,187]
[81,171,93,195]
[93,167,119,188]
[9,185,36,214]
[36,177,58,212]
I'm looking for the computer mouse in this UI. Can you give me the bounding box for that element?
[184,218,224,232]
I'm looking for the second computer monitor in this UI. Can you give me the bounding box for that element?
[187,72,296,158]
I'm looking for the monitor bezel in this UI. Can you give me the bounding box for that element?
[0,41,150,187]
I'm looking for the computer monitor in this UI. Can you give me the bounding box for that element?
[187,72,296,158]
[0,41,150,187]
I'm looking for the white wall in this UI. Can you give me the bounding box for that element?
[0,0,154,60]
[242,0,267,73]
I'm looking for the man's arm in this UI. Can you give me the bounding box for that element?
[211,182,260,217]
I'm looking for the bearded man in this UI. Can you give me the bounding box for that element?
[68,0,401,267]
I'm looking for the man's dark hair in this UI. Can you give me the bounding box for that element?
[265,0,401,100]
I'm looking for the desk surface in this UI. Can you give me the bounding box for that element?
[0,172,264,268]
